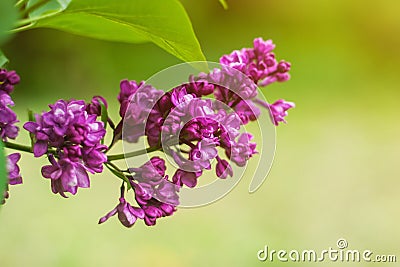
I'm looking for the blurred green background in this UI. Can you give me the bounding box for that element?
[1,0,400,266]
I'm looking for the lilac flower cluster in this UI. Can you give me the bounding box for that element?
[1,38,295,228]
[1,69,22,204]
[23,98,108,197]
[99,38,295,227]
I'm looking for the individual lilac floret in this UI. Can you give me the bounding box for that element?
[129,156,166,186]
[82,144,108,173]
[86,96,107,116]
[7,153,23,185]
[268,99,295,126]
[226,133,257,167]
[1,153,23,205]
[0,69,20,141]
[215,156,233,179]
[99,197,145,228]
[23,98,107,196]
[172,169,202,188]
[41,155,90,197]
[188,138,219,171]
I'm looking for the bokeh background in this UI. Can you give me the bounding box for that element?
[1,0,400,266]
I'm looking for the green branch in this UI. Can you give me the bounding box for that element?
[4,142,32,153]
[5,141,161,162]
[107,146,161,161]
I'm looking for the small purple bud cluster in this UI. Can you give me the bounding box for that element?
[23,98,108,197]
[199,38,295,125]
[0,69,22,204]
[220,38,291,85]
[99,157,178,227]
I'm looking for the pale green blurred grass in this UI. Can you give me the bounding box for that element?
[1,0,400,266]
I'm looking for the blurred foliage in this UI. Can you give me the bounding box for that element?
[0,0,399,266]
[0,0,18,46]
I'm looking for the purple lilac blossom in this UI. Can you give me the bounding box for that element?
[86,96,108,116]
[226,133,257,167]
[23,99,107,196]
[1,153,23,205]
[117,80,164,143]
[268,99,296,126]
[172,169,201,188]
[99,197,145,228]
[216,156,233,179]
[0,68,20,141]
[7,153,22,185]
[130,157,180,206]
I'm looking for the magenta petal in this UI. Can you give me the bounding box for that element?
[98,208,117,224]
[41,165,62,179]
[128,205,145,219]
[23,121,38,133]
[118,208,137,228]
[33,141,48,157]
[181,172,198,188]
[75,165,90,188]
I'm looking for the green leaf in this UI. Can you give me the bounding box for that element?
[0,141,7,206]
[0,0,19,45]
[0,50,9,67]
[219,0,228,10]
[27,0,72,19]
[29,0,206,62]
